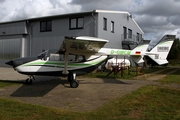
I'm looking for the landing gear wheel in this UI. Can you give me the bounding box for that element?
[70,80,79,88]
[25,75,35,85]
[68,72,79,88]
[25,78,33,85]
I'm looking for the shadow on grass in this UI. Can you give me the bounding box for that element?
[9,78,69,97]
[0,73,135,98]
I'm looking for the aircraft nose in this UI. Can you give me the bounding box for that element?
[5,60,14,66]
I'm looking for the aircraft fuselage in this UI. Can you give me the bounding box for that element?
[6,53,109,77]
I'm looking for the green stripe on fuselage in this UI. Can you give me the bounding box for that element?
[22,59,104,67]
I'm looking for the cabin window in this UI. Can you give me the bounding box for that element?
[50,54,60,61]
[103,17,107,30]
[68,55,86,62]
[111,21,114,33]
[76,55,86,62]
[49,53,86,62]
[69,17,84,29]
[49,53,66,61]
[40,20,52,32]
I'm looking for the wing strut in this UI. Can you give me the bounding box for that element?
[62,52,69,75]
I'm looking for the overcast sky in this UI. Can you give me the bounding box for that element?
[0,0,180,41]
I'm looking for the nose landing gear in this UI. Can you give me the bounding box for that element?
[25,75,35,85]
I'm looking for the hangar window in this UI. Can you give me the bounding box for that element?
[40,20,52,32]
[103,17,107,31]
[111,21,114,33]
[69,17,84,29]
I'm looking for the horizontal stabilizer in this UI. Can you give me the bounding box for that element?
[130,56,144,64]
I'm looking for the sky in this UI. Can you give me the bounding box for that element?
[0,0,180,42]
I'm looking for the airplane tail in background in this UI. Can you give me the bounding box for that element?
[130,35,175,65]
[146,35,176,65]
[130,43,149,64]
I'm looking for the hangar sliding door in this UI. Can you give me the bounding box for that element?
[0,38,21,66]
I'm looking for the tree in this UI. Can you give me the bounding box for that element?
[167,38,180,60]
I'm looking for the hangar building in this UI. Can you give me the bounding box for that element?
[0,10,144,66]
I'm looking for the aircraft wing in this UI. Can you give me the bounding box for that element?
[60,36,109,74]
[60,36,109,54]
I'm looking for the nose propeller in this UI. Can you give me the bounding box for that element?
[5,60,14,66]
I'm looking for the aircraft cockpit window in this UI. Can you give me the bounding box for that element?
[49,54,60,61]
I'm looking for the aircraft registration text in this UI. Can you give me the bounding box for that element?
[157,47,169,52]
[110,50,131,55]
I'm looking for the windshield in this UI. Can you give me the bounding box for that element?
[37,49,86,62]
[37,50,49,59]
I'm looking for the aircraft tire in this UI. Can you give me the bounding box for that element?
[70,80,79,88]
[25,78,33,85]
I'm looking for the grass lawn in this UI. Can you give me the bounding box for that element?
[158,68,180,84]
[0,80,21,88]
[0,85,179,120]
[88,85,180,120]
[0,66,180,120]
[83,66,170,79]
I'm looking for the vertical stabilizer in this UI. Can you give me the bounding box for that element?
[147,35,175,65]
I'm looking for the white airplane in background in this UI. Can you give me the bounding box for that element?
[104,57,130,70]
[6,35,175,88]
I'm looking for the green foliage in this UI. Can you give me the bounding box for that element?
[168,38,180,60]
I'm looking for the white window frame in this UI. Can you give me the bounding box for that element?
[69,17,84,29]
[111,21,114,33]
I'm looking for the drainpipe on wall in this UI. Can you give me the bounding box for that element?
[27,20,34,56]
[92,12,96,37]
[26,20,31,56]
[21,37,25,57]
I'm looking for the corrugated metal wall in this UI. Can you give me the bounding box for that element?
[31,36,62,56]
[0,38,21,66]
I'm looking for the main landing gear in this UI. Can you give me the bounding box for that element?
[25,75,35,85]
[68,72,79,88]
